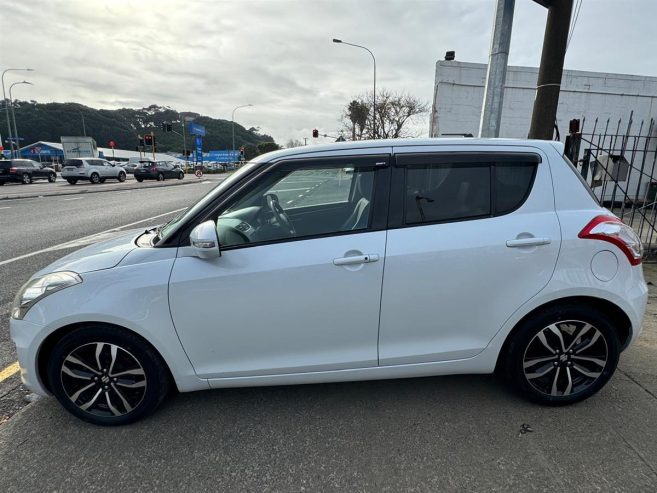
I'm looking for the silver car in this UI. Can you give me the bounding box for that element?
[61,158,127,185]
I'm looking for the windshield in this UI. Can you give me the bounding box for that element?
[156,160,260,243]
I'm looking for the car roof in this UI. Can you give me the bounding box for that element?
[256,137,563,163]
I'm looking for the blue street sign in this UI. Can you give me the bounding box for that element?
[207,150,240,162]
[195,135,203,164]
[189,122,206,136]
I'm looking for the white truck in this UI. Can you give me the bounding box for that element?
[60,136,98,160]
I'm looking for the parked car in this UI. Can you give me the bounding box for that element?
[120,162,140,174]
[10,138,647,425]
[0,159,57,185]
[134,160,185,182]
[61,158,127,184]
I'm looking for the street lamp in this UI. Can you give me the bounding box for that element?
[332,38,377,139]
[232,104,253,152]
[9,81,33,158]
[1,68,34,156]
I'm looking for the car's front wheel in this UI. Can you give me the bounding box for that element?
[66,179,78,185]
[156,173,164,181]
[504,304,620,406]
[136,176,144,182]
[22,173,32,184]
[47,326,170,426]
[48,172,56,183]
[118,172,126,182]
[177,171,184,180]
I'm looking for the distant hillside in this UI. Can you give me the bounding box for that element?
[8,101,275,153]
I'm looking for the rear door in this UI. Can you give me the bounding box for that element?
[378,145,561,365]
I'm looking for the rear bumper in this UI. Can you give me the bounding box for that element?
[0,174,23,183]
[134,172,157,180]
[9,318,50,396]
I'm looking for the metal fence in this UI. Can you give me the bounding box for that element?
[564,111,657,261]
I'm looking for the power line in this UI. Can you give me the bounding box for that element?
[566,0,583,52]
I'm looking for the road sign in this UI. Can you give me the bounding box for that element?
[194,135,203,164]
[195,169,203,178]
[189,122,206,136]
[207,150,240,162]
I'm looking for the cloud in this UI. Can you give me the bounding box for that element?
[1,0,655,144]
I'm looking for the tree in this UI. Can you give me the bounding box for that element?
[341,90,429,140]
[256,142,280,155]
[346,100,370,140]
[284,138,304,148]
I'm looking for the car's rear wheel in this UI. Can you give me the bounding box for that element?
[157,173,164,181]
[47,326,170,426]
[136,177,144,182]
[99,177,106,183]
[177,171,184,180]
[48,172,56,183]
[22,173,32,184]
[67,179,78,185]
[90,172,100,184]
[504,304,619,406]
[118,172,126,182]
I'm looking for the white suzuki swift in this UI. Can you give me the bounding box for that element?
[11,139,648,425]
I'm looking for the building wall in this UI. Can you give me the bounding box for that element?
[430,61,657,138]
[430,61,657,200]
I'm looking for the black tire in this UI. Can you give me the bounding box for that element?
[48,172,56,183]
[177,172,184,180]
[67,179,78,185]
[156,173,164,181]
[99,177,106,183]
[118,172,126,182]
[503,304,620,406]
[47,326,170,426]
[136,177,144,183]
[0,181,4,186]
[90,172,100,184]
[22,173,32,184]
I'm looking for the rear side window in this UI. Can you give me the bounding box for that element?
[405,165,490,224]
[65,159,85,168]
[400,154,539,225]
[493,163,536,215]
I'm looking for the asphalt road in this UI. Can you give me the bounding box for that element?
[0,182,656,491]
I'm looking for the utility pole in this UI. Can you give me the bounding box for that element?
[479,0,515,138]
[81,112,87,136]
[528,0,574,140]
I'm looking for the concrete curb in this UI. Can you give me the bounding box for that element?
[0,177,213,201]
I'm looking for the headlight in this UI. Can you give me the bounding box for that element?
[12,271,82,320]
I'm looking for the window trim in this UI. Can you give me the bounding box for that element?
[388,152,540,229]
[172,154,391,251]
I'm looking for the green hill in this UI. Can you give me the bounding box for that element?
[7,101,275,153]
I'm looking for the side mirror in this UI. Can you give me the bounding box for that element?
[190,220,221,259]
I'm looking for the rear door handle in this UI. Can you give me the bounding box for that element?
[506,237,551,248]
[333,254,380,266]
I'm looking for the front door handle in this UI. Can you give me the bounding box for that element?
[333,254,379,266]
[506,237,551,248]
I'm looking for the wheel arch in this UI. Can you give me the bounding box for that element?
[494,296,632,373]
[36,321,176,394]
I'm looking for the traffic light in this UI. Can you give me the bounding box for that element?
[312,129,319,138]
[144,134,153,146]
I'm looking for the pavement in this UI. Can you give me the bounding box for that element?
[0,172,224,200]
[0,183,656,491]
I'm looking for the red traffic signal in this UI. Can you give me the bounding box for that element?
[108,140,116,148]
[312,129,319,138]
[144,134,153,145]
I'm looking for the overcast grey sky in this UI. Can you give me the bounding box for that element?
[1,0,655,144]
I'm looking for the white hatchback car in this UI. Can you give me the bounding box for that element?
[61,158,127,185]
[11,139,648,425]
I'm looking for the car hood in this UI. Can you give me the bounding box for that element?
[34,229,142,277]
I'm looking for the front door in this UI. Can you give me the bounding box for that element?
[168,154,390,379]
[378,146,561,365]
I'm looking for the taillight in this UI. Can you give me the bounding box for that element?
[9,167,17,173]
[579,215,643,265]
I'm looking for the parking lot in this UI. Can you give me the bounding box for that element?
[0,182,655,491]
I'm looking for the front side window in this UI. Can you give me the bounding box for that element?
[215,164,375,248]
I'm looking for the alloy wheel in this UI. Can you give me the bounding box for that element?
[60,342,147,417]
[22,173,31,184]
[522,320,608,397]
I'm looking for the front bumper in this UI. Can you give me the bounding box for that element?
[9,317,50,396]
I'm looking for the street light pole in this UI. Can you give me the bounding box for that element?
[333,39,376,139]
[232,104,253,152]
[9,81,33,158]
[1,68,34,157]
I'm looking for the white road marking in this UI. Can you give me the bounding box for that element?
[62,197,84,201]
[0,208,186,268]
[0,206,11,210]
